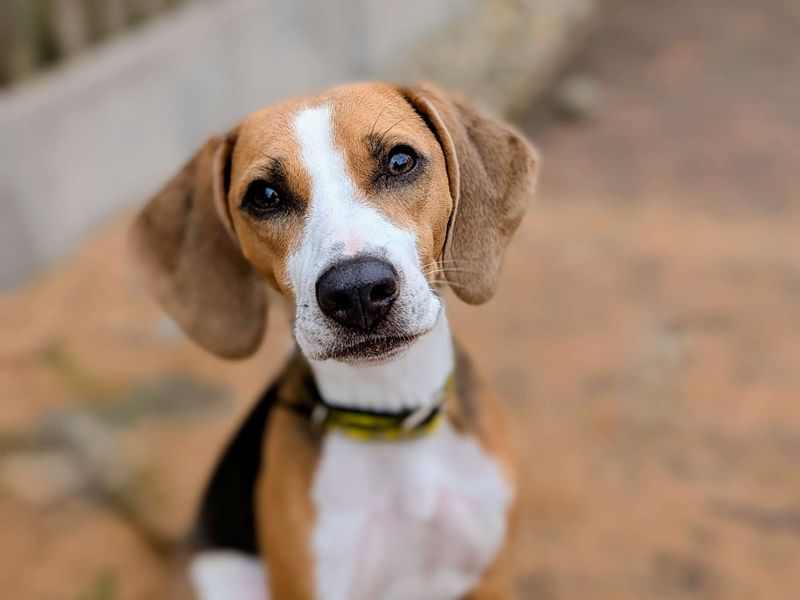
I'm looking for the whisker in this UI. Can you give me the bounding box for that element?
[435,259,484,266]
[422,267,483,277]
[420,259,485,279]
[257,149,279,163]
[431,267,483,274]
[427,280,471,290]
[377,115,413,144]
[369,105,389,140]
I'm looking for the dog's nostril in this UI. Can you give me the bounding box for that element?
[331,292,352,310]
[370,281,396,302]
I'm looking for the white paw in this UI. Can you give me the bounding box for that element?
[190,551,269,600]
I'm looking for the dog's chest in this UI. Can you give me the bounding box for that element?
[310,421,512,600]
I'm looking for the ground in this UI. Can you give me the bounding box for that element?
[2,0,800,598]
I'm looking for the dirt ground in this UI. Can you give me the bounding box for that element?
[2,0,800,598]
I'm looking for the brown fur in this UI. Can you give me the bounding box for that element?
[329,84,453,271]
[230,103,312,296]
[130,132,267,358]
[256,358,320,599]
[401,83,539,304]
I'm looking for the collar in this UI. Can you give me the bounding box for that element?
[278,374,454,442]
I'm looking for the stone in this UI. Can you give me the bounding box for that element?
[554,73,602,121]
[0,449,88,507]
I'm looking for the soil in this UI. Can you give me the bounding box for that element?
[2,0,799,598]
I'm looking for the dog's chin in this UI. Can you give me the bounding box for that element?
[327,332,424,365]
[299,329,429,366]
[330,335,419,366]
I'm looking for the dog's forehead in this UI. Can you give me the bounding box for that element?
[234,84,431,173]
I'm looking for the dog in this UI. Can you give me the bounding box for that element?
[131,82,538,600]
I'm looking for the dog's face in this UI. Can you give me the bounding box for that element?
[132,83,538,363]
[230,87,452,362]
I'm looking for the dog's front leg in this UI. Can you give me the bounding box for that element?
[464,500,520,600]
[459,381,521,600]
[190,551,269,600]
[257,410,320,600]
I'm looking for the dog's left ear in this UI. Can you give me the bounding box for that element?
[401,83,539,304]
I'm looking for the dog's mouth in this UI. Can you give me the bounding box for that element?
[296,294,443,365]
[325,332,424,365]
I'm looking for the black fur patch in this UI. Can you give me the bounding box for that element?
[191,383,277,555]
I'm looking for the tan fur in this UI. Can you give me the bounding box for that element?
[329,84,453,271]
[256,359,320,599]
[229,104,312,296]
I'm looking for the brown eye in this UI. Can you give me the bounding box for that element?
[242,180,283,215]
[386,146,417,176]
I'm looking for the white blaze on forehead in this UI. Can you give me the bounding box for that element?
[293,105,358,239]
[289,105,418,291]
[288,104,442,364]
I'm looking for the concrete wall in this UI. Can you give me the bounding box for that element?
[0,0,596,289]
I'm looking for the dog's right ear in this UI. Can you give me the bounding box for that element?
[130,130,267,359]
[400,83,539,305]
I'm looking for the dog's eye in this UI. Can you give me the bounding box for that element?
[386,146,417,176]
[242,180,283,215]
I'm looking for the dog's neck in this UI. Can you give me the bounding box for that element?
[308,312,454,413]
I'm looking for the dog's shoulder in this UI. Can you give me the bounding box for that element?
[448,342,516,480]
[191,352,318,554]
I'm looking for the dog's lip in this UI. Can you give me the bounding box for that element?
[326,332,423,362]
[298,298,443,363]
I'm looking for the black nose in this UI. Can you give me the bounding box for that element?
[316,257,399,331]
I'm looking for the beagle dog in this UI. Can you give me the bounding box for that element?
[131,82,538,600]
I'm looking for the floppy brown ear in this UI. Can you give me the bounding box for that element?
[401,83,539,304]
[130,131,267,358]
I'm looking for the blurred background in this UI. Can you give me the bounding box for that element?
[1,0,799,598]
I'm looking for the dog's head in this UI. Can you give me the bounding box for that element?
[131,83,538,364]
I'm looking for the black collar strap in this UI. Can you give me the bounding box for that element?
[279,374,454,441]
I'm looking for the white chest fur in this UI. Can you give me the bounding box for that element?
[311,422,512,600]
[308,313,512,600]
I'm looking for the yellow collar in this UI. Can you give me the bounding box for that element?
[311,374,454,442]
